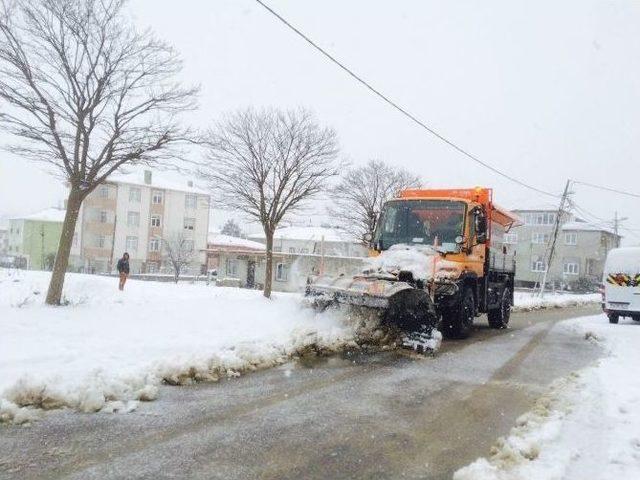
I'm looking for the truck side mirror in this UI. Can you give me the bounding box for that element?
[475,210,488,244]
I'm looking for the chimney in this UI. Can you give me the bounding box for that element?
[187,180,194,188]
[144,170,152,185]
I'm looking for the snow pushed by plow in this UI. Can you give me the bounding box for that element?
[0,270,393,424]
[455,314,640,480]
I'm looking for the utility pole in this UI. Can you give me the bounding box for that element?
[612,211,627,247]
[538,179,572,297]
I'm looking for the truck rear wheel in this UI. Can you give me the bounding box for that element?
[488,287,511,329]
[608,313,619,324]
[441,287,474,339]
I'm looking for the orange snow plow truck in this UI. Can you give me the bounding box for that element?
[306,187,521,350]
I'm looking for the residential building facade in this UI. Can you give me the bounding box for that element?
[207,229,366,292]
[247,226,368,258]
[6,208,65,270]
[510,209,621,289]
[70,170,211,274]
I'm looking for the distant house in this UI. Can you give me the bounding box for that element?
[510,208,621,289]
[247,226,367,258]
[206,227,367,292]
[7,208,65,270]
[69,170,211,274]
[205,233,266,288]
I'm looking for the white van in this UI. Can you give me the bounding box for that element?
[602,247,640,323]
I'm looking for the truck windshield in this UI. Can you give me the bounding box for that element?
[374,200,466,252]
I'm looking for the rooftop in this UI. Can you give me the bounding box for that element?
[107,171,209,195]
[11,208,66,223]
[248,226,358,243]
[207,233,265,251]
[562,220,618,236]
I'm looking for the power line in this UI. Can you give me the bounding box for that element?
[572,180,640,199]
[253,0,560,198]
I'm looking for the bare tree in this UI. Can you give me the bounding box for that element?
[200,107,339,298]
[0,0,198,305]
[161,233,196,283]
[330,160,422,244]
[220,219,243,238]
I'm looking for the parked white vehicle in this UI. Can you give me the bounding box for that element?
[602,247,640,323]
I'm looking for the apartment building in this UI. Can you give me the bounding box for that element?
[70,170,211,274]
[509,209,621,289]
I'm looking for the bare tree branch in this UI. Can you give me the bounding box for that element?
[161,232,196,283]
[330,160,423,244]
[199,107,339,297]
[0,0,199,304]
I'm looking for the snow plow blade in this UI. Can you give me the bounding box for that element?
[306,274,440,352]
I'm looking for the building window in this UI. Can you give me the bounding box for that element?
[183,217,195,231]
[147,262,157,273]
[563,262,579,275]
[300,248,309,254]
[99,186,109,198]
[126,236,138,251]
[127,211,140,227]
[129,187,141,203]
[531,257,547,272]
[531,232,550,244]
[152,190,163,204]
[149,237,161,252]
[225,258,238,277]
[523,212,556,226]
[184,240,194,252]
[276,263,289,281]
[289,247,296,253]
[97,235,106,248]
[274,246,282,252]
[150,215,161,228]
[503,233,518,244]
[185,194,197,209]
[564,233,577,246]
[99,210,108,223]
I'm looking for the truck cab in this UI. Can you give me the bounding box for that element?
[372,187,520,338]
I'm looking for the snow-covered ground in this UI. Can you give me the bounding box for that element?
[455,314,640,480]
[513,291,600,312]
[0,269,366,424]
[0,269,599,424]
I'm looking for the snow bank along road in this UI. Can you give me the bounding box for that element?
[1,291,603,479]
[0,268,598,424]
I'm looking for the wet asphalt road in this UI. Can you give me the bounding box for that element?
[1,305,602,480]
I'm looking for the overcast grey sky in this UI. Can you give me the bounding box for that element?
[1,0,639,242]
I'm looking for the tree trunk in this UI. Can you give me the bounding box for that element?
[263,230,274,298]
[45,188,83,305]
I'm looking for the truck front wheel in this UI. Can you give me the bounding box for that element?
[488,287,511,329]
[608,313,619,324]
[441,287,474,339]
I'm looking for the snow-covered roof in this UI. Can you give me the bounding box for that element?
[207,233,265,251]
[248,226,358,243]
[561,220,618,235]
[108,171,209,195]
[12,208,66,223]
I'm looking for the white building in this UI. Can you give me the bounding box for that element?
[70,170,211,274]
[247,226,367,258]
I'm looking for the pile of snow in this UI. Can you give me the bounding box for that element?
[365,244,459,281]
[207,233,265,251]
[513,291,600,312]
[0,269,379,424]
[455,314,640,480]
